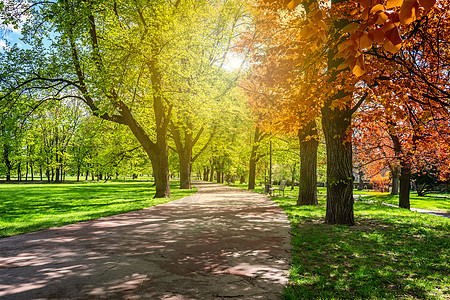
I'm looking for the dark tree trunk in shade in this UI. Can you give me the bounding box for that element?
[399,163,411,209]
[322,97,355,225]
[389,132,410,209]
[297,122,319,206]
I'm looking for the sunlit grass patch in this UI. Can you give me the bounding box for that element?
[273,196,450,300]
[354,191,450,212]
[0,181,196,238]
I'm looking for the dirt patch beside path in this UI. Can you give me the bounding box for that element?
[0,181,291,299]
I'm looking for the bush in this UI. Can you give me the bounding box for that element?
[370,174,390,192]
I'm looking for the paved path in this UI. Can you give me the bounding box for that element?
[0,181,291,299]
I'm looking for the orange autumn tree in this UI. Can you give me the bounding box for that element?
[243,0,441,224]
[354,0,450,207]
[240,1,324,206]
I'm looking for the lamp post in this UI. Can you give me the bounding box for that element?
[269,140,272,187]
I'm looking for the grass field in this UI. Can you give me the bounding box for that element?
[230,182,450,212]
[228,182,450,299]
[355,192,450,212]
[0,180,196,238]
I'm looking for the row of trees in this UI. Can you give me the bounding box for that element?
[239,0,449,224]
[0,0,251,197]
[1,0,449,225]
[0,96,307,187]
[0,100,151,182]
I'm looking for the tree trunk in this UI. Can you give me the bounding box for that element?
[248,127,262,190]
[3,145,12,182]
[216,169,221,184]
[210,163,215,182]
[30,163,34,181]
[322,99,355,225]
[240,174,245,184]
[399,162,411,209]
[17,162,21,181]
[179,150,192,189]
[248,157,257,190]
[55,167,60,182]
[358,170,364,190]
[291,163,296,190]
[152,144,171,198]
[390,165,400,195]
[297,122,319,206]
[77,166,81,182]
[203,167,209,181]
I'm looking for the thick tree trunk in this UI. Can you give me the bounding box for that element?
[322,101,355,225]
[390,165,400,195]
[399,162,411,209]
[297,122,319,206]
[179,150,192,189]
[152,141,171,198]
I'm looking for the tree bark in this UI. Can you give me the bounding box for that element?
[3,144,12,182]
[389,132,410,209]
[390,165,400,195]
[399,162,411,209]
[297,122,319,206]
[322,99,355,225]
[179,150,192,189]
[248,127,262,190]
[17,162,21,181]
[320,0,355,225]
[358,170,364,190]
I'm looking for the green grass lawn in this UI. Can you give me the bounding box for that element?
[228,182,450,299]
[230,182,450,212]
[354,191,450,212]
[0,181,196,238]
[275,195,450,299]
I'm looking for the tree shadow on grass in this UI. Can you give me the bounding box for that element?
[281,202,450,299]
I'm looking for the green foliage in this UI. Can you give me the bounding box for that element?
[0,180,196,237]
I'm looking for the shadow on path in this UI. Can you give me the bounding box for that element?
[0,181,291,299]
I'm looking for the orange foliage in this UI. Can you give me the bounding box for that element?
[370,173,390,192]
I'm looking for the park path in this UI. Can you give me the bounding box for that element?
[0,181,291,299]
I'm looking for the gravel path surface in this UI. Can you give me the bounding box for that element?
[0,181,291,299]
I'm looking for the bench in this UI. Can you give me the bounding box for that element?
[269,180,287,197]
